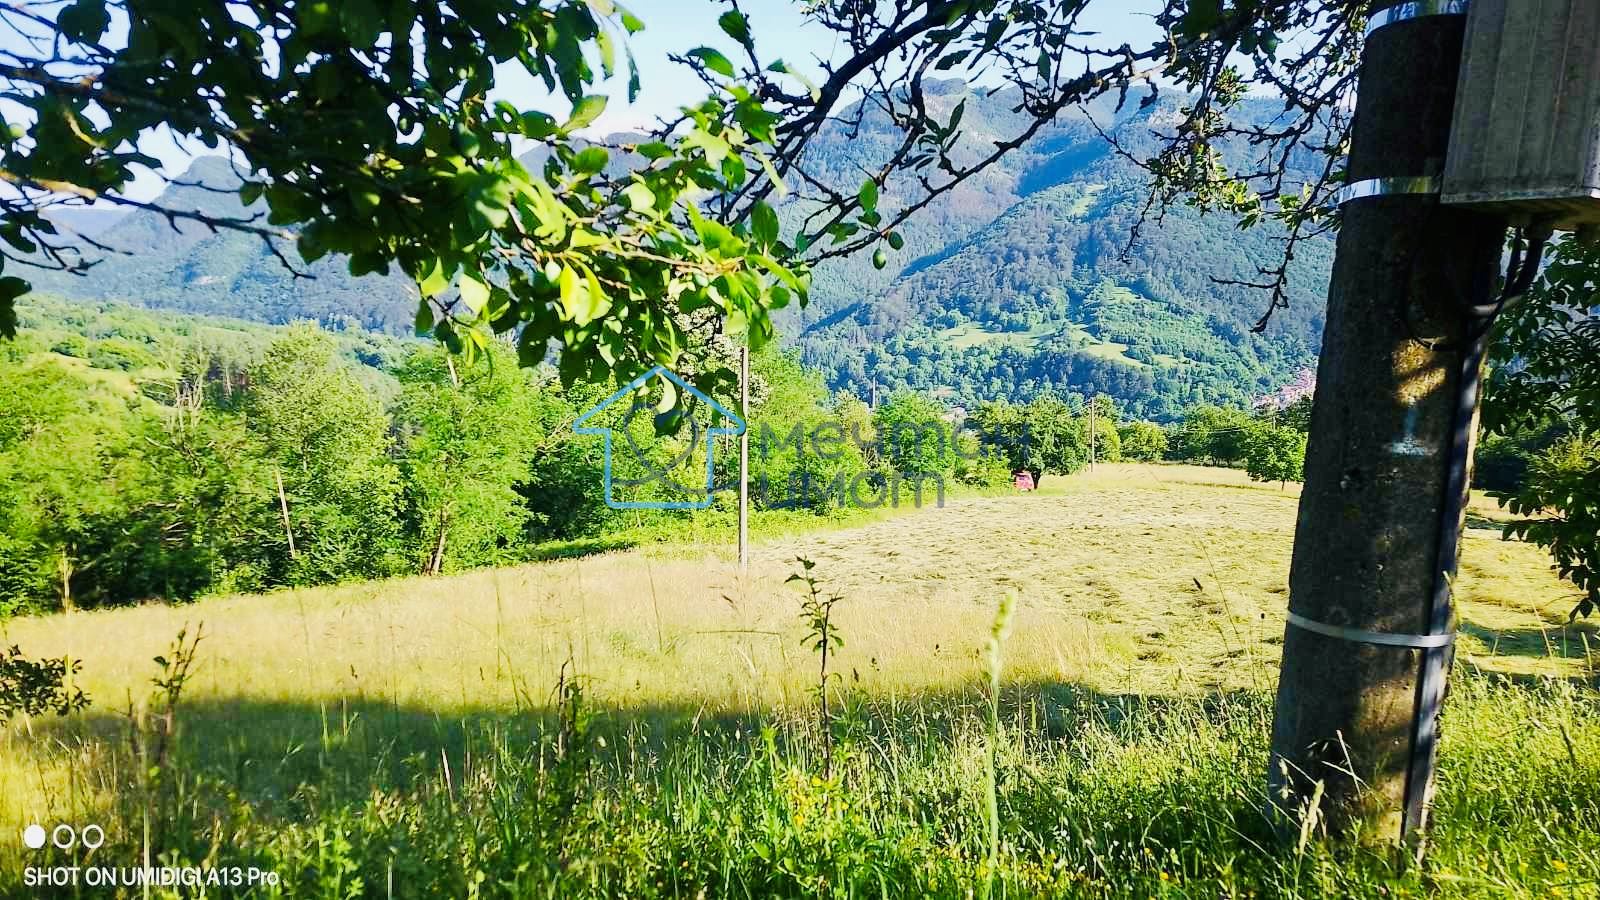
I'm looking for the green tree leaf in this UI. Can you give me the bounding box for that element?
[622,181,656,212]
[688,47,736,78]
[718,10,752,47]
[572,146,610,174]
[418,259,453,299]
[57,0,109,43]
[751,201,779,248]
[0,277,25,338]
[458,273,490,313]
[563,95,608,132]
[858,177,878,212]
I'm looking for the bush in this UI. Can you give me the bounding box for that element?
[1173,404,1253,464]
[953,433,1013,487]
[1242,424,1306,487]
[1494,434,1600,619]
[1119,421,1169,461]
[0,645,88,722]
[1474,433,1533,493]
[49,334,89,358]
[88,336,156,371]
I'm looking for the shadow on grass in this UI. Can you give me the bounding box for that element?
[12,678,1268,823]
[523,534,641,561]
[13,669,1600,900]
[1459,618,1599,662]
[1463,511,1532,535]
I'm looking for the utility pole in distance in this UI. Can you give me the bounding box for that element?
[1088,395,1097,472]
[738,344,750,572]
[1267,0,1507,847]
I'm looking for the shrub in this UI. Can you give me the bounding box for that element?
[1119,421,1169,461]
[1494,434,1600,619]
[1242,423,1307,487]
[1174,404,1253,464]
[88,336,156,371]
[49,334,89,358]
[0,645,88,722]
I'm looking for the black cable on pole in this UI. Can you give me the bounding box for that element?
[1401,223,1552,838]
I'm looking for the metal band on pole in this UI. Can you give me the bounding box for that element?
[1364,0,1469,38]
[1286,611,1455,650]
[1330,175,1441,208]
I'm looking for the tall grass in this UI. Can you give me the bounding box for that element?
[2,466,1595,897]
[983,593,1016,900]
[6,669,1595,897]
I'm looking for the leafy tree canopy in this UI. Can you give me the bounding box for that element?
[1242,422,1306,487]
[1174,404,1251,465]
[394,342,548,574]
[965,392,1100,484]
[1118,420,1169,462]
[0,0,1366,398]
[1484,237,1600,618]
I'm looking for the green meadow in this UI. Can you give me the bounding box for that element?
[2,465,1596,897]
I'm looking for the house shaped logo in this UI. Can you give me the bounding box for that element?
[573,366,746,510]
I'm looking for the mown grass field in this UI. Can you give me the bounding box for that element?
[2,464,1597,897]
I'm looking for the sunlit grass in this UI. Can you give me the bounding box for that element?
[1,464,1594,896]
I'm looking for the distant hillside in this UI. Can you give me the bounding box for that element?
[787,85,1332,419]
[8,293,412,401]
[31,158,417,334]
[31,87,1333,418]
[42,208,126,238]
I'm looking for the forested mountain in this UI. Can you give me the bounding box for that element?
[32,157,418,333]
[33,86,1333,419]
[787,84,1333,420]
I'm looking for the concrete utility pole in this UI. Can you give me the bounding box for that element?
[738,344,750,572]
[1088,396,1097,472]
[1267,0,1507,846]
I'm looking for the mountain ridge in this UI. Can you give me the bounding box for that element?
[29,90,1332,419]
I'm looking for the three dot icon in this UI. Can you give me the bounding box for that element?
[21,822,102,850]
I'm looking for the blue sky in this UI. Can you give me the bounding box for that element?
[4,0,1160,201]
[571,0,1161,132]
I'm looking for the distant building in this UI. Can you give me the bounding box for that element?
[1256,369,1316,411]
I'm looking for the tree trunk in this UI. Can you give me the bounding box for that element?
[274,467,297,560]
[426,506,449,576]
[1266,1,1505,848]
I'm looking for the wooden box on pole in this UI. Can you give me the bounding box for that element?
[1441,0,1600,227]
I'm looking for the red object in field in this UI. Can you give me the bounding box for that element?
[1013,470,1035,492]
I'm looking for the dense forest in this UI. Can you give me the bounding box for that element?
[4,296,1188,613]
[4,271,1566,615]
[789,88,1333,419]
